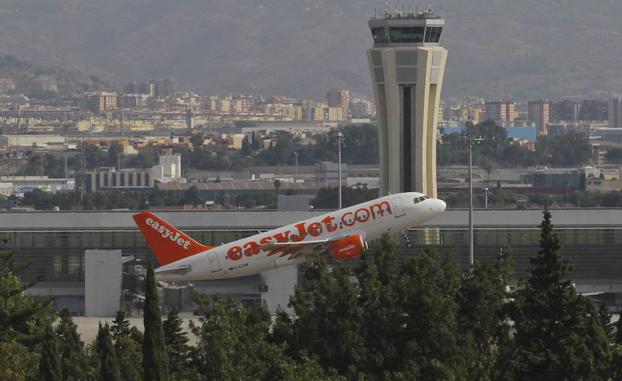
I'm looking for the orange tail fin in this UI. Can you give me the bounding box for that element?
[133,211,211,265]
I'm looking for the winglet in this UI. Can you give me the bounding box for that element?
[132,211,211,265]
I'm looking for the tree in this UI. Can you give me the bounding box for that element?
[112,311,143,381]
[55,308,92,381]
[142,264,169,381]
[39,324,62,381]
[396,251,464,379]
[457,253,512,380]
[0,340,39,381]
[356,234,403,378]
[182,185,201,206]
[111,310,132,341]
[95,323,122,381]
[287,259,366,378]
[190,134,205,148]
[163,308,190,379]
[496,210,611,380]
[0,246,55,344]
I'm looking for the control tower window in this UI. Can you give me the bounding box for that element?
[389,27,424,43]
[424,27,443,42]
[371,27,389,43]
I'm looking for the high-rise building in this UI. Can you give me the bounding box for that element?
[528,100,550,135]
[609,96,622,128]
[580,99,609,121]
[327,88,350,118]
[484,101,517,124]
[83,92,118,114]
[367,8,447,196]
[550,100,580,122]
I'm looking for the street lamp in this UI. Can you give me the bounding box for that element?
[457,135,484,269]
[336,132,344,210]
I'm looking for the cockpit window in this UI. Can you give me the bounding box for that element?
[413,196,430,204]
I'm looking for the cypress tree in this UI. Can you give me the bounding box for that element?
[142,264,169,381]
[163,308,189,378]
[39,324,62,381]
[56,308,91,381]
[497,210,611,380]
[96,323,122,381]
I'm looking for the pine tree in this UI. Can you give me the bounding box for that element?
[163,308,189,378]
[457,251,512,380]
[95,323,122,381]
[111,310,131,341]
[288,259,366,378]
[497,210,611,380]
[55,308,92,381]
[356,234,403,377]
[396,250,463,380]
[0,247,55,343]
[142,264,169,381]
[39,324,62,381]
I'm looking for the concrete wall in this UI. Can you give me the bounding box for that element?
[85,250,122,316]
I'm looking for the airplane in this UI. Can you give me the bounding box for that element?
[132,192,446,282]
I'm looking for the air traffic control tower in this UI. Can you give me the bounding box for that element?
[367,7,447,197]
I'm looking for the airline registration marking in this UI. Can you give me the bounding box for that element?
[226,201,392,261]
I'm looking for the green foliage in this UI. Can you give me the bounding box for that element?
[496,210,611,380]
[457,253,513,380]
[111,311,132,341]
[0,247,55,343]
[116,336,143,381]
[439,120,592,168]
[163,308,190,379]
[55,309,93,381]
[112,310,143,381]
[0,339,39,381]
[142,264,169,381]
[95,323,122,381]
[39,324,62,381]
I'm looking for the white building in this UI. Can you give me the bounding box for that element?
[367,8,447,196]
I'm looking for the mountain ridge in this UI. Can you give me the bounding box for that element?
[0,0,621,100]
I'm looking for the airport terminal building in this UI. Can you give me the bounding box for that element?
[4,208,622,315]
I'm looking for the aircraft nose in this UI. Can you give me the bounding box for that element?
[434,198,446,213]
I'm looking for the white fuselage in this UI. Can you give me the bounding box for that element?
[155,192,445,281]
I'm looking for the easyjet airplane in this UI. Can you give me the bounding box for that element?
[133,192,446,282]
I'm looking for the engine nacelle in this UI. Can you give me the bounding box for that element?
[329,235,367,261]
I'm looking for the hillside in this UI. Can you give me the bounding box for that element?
[0,0,621,99]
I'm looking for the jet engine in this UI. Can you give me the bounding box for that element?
[329,235,367,261]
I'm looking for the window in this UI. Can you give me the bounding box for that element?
[68,255,82,275]
[390,27,424,43]
[371,27,389,43]
[424,27,443,42]
[53,256,62,274]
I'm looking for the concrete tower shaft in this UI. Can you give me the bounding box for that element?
[367,10,447,197]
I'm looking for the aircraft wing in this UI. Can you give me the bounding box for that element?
[260,232,366,260]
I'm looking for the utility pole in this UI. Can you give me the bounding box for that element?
[457,135,484,269]
[337,132,344,209]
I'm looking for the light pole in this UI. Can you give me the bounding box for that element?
[293,151,298,183]
[337,132,344,210]
[457,135,484,269]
